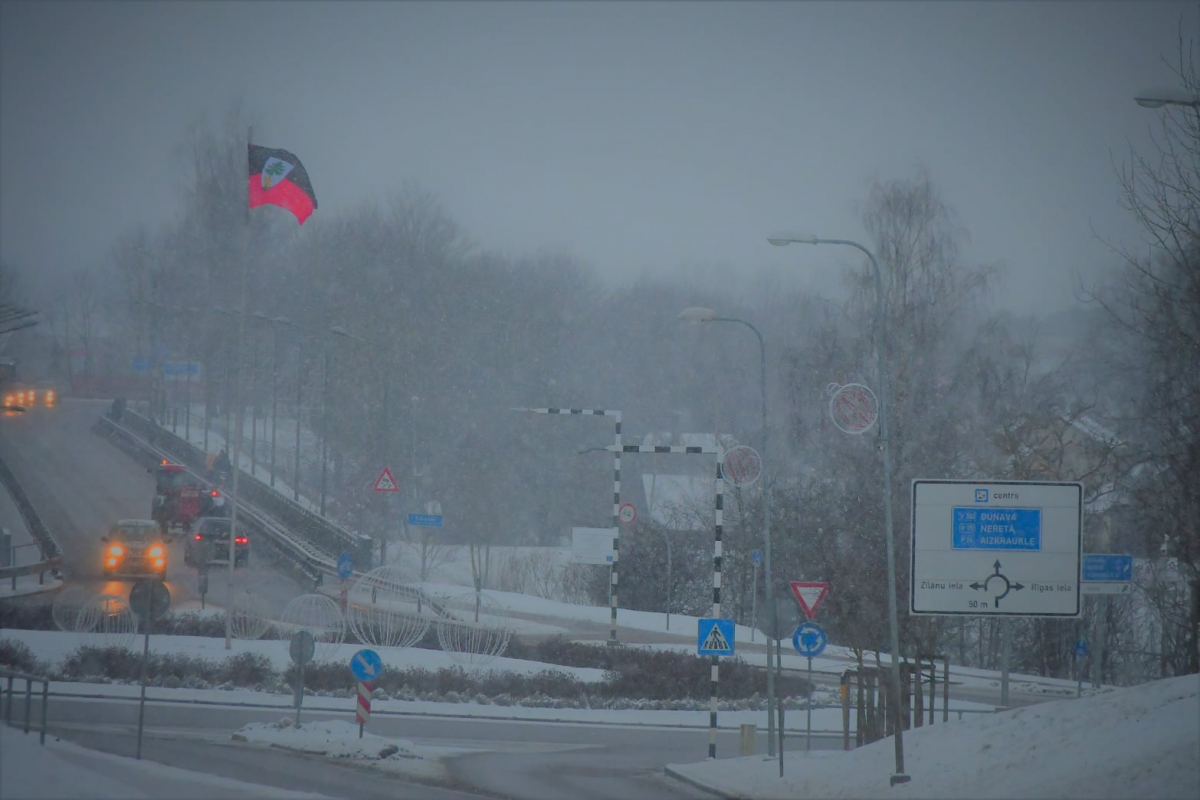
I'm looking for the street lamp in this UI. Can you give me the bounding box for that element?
[252,312,290,488]
[678,306,779,755]
[1134,87,1200,108]
[767,233,909,785]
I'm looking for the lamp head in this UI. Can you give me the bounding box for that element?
[767,232,819,246]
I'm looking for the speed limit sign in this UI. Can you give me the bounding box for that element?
[618,503,637,525]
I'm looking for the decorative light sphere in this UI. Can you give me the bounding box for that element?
[53,586,93,632]
[75,593,138,649]
[277,593,345,661]
[231,592,272,640]
[435,590,514,666]
[346,565,431,649]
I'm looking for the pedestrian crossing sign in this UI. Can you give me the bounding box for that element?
[697,618,735,656]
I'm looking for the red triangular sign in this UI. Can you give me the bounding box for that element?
[790,581,829,619]
[372,467,399,493]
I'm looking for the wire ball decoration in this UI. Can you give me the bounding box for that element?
[277,593,345,661]
[346,565,432,650]
[230,591,272,640]
[52,585,94,632]
[435,590,514,666]
[75,593,138,649]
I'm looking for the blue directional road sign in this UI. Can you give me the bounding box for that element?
[752,549,763,565]
[1082,554,1133,582]
[793,621,828,657]
[350,649,383,682]
[131,357,150,373]
[408,513,443,528]
[952,507,1042,551]
[1075,638,1089,658]
[337,552,354,581]
[697,618,735,656]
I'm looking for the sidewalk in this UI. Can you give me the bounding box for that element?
[0,481,61,599]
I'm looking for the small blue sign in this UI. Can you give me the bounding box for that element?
[952,507,1042,550]
[350,649,383,682]
[1082,554,1133,582]
[793,621,828,657]
[752,549,763,565]
[1075,638,1089,658]
[697,618,736,656]
[132,357,150,373]
[975,489,989,503]
[408,513,443,528]
[337,551,354,581]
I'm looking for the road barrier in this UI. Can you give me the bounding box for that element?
[110,408,374,571]
[0,454,62,587]
[2,667,51,745]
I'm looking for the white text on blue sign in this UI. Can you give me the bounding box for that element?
[952,507,1041,550]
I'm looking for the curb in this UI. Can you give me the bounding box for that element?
[663,765,743,800]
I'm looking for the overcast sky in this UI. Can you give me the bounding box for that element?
[1,1,1192,314]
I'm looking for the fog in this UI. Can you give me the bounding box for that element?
[1,1,1188,312]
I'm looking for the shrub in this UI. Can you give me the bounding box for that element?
[0,638,48,674]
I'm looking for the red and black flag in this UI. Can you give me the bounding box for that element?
[248,143,318,225]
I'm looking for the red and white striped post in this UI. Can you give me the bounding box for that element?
[356,680,372,738]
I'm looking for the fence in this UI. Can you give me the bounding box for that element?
[839,654,954,750]
[2,667,51,745]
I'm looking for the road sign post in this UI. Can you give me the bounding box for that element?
[350,649,383,738]
[132,579,170,760]
[290,630,315,725]
[792,621,827,753]
[356,681,372,737]
[750,550,762,642]
[911,481,1083,617]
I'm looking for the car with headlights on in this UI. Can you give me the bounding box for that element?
[102,519,168,578]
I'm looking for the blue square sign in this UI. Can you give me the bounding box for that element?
[697,618,735,656]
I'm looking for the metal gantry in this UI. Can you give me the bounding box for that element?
[515,407,623,644]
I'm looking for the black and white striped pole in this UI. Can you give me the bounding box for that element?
[514,407,623,645]
[606,442,724,758]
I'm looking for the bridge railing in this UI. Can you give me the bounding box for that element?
[110,408,374,572]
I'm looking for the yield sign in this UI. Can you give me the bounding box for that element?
[372,466,399,493]
[789,581,830,620]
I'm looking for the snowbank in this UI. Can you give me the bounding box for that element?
[668,674,1200,799]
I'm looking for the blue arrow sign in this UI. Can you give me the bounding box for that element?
[1075,638,1089,658]
[697,618,735,656]
[793,621,828,657]
[337,552,354,581]
[350,649,383,682]
[1082,554,1133,582]
[751,549,763,565]
[408,513,443,528]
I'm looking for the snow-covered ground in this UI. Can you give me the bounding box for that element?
[0,722,329,799]
[668,674,1200,799]
[231,718,466,783]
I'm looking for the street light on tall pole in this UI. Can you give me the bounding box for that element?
[767,233,909,785]
[1133,88,1200,108]
[677,306,779,755]
[252,312,290,487]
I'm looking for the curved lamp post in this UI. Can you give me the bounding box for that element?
[767,233,909,785]
[677,306,778,756]
[1134,88,1200,108]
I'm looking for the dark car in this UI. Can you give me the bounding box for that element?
[184,516,249,567]
[102,519,168,578]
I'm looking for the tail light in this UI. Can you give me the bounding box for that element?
[194,534,203,541]
[211,490,220,497]
[235,536,248,545]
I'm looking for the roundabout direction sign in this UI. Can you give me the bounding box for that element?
[910,480,1083,617]
[792,621,827,657]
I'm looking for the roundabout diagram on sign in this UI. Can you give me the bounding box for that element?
[970,559,1025,609]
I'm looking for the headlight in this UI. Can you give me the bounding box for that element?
[106,557,118,567]
[148,545,164,558]
[26,391,35,403]
[46,391,55,404]
[108,544,124,557]
[153,558,165,568]
[3,395,12,406]
[15,392,24,404]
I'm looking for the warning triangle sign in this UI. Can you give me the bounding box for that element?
[702,624,730,653]
[372,467,399,493]
[790,581,829,619]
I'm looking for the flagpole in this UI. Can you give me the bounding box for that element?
[226,124,253,649]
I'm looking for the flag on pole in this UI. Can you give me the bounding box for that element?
[248,144,318,225]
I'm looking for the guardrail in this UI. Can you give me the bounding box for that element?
[0,456,61,561]
[93,413,329,587]
[2,667,50,745]
[113,408,374,570]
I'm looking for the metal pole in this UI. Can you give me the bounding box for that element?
[664,531,672,631]
[185,360,192,443]
[320,346,329,516]
[807,656,814,751]
[40,680,47,745]
[23,680,31,733]
[1000,618,1011,707]
[781,237,908,781]
[270,325,278,488]
[227,134,251,649]
[136,603,152,758]
[776,633,784,774]
[250,329,257,478]
[294,350,302,502]
[751,561,758,643]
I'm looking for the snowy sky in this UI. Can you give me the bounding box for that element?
[0,1,1192,313]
